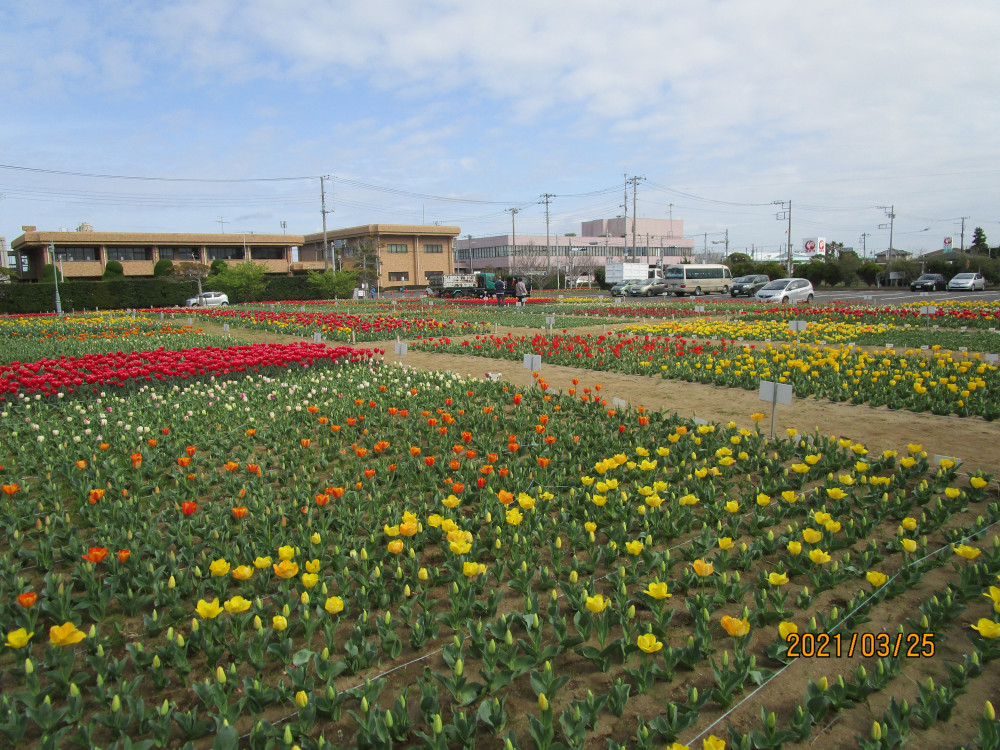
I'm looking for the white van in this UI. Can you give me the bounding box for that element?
[663,264,733,296]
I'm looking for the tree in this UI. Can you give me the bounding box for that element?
[103,260,124,280]
[825,240,844,261]
[724,253,754,278]
[971,227,989,255]
[153,259,174,277]
[835,250,862,286]
[856,262,882,286]
[351,238,381,290]
[307,269,358,299]
[207,261,268,303]
[210,259,228,276]
[175,261,211,297]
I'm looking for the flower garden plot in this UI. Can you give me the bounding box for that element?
[0,312,232,364]
[2,354,1000,749]
[0,342,378,399]
[411,332,1000,420]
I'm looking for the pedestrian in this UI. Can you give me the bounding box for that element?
[515,277,528,305]
[370,286,376,300]
[494,278,505,306]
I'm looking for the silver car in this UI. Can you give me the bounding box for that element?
[947,272,986,291]
[629,278,666,297]
[755,278,814,304]
[185,291,230,307]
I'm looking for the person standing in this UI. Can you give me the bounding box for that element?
[494,277,505,306]
[515,277,528,305]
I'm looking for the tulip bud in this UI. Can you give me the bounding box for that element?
[505,629,514,646]
[627,604,636,620]
[295,691,309,709]
[385,711,394,728]
[112,695,121,712]
[871,721,882,741]
[254,615,263,631]
[216,666,227,684]
[24,658,33,675]
[986,701,996,721]
[404,584,412,597]
[168,575,176,589]
[569,570,578,584]
[766,712,776,730]
[160,698,170,717]
[538,693,549,711]
[361,696,369,713]
[69,683,80,697]
[455,659,464,677]
[433,714,443,735]
[283,725,293,746]
[818,676,828,691]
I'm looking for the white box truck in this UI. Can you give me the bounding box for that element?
[604,263,659,285]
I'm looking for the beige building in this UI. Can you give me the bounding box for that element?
[11,223,461,289]
[300,224,461,289]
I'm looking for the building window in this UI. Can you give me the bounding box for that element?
[159,247,199,261]
[106,247,152,262]
[207,246,244,260]
[388,272,409,282]
[423,244,443,254]
[251,247,285,260]
[425,270,443,281]
[386,243,408,254]
[54,246,97,262]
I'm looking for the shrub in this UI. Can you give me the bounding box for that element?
[210,259,228,276]
[103,260,124,279]
[153,259,174,277]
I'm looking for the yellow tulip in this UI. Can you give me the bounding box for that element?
[802,528,822,544]
[224,596,251,614]
[273,560,299,579]
[720,615,751,637]
[625,540,644,556]
[232,565,254,580]
[49,622,87,647]
[209,559,231,577]
[644,582,671,600]
[272,615,288,631]
[277,545,296,561]
[866,571,888,588]
[787,541,802,555]
[901,538,917,553]
[586,594,610,613]
[5,628,33,649]
[195,598,223,619]
[718,537,734,550]
[971,618,1000,639]
[692,559,714,577]
[768,572,789,586]
[954,544,981,560]
[778,621,798,640]
[253,556,272,569]
[301,573,319,588]
[637,633,663,653]
[809,549,831,565]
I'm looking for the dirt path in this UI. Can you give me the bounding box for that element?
[199,321,1000,472]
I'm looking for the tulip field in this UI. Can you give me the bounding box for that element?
[1,300,1000,749]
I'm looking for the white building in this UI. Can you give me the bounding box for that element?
[454,218,696,277]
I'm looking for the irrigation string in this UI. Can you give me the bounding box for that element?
[682,507,1000,746]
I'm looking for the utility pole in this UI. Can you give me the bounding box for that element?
[50,242,62,315]
[959,216,969,252]
[280,220,287,234]
[217,217,227,233]
[506,208,519,273]
[859,232,871,259]
[623,174,629,260]
[877,205,895,264]
[627,175,644,261]
[320,176,331,272]
[540,194,554,274]
[466,233,473,273]
[773,201,792,275]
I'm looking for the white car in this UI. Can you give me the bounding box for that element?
[947,272,986,292]
[185,291,229,307]
[755,278,814,304]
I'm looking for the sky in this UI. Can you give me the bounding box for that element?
[2,0,999,259]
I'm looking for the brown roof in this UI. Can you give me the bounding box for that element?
[11,230,304,250]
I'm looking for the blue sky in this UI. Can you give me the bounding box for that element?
[2,0,999,258]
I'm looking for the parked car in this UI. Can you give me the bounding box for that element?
[947,272,986,292]
[731,274,770,297]
[610,279,643,297]
[185,291,230,307]
[755,278,814,304]
[567,275,594,289]
[630,277,666,297]
[910,273,947,292]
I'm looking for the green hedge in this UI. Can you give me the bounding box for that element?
[0,274,326,313]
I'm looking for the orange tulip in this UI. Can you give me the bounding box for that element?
[82,547,109,563]
[232,506,248,519]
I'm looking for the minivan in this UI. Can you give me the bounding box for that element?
[663,264,733,296]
